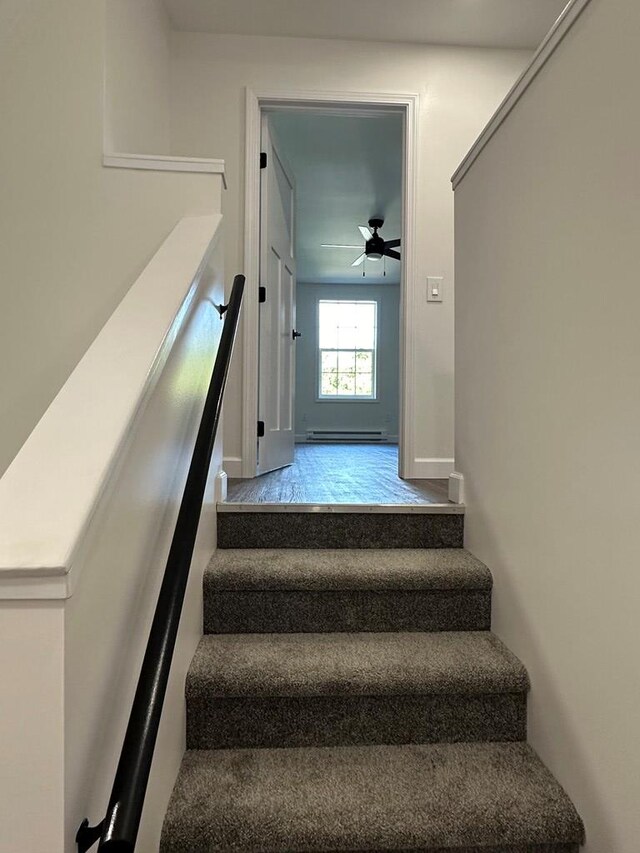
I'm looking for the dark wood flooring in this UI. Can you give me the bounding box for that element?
[225,444,450,506]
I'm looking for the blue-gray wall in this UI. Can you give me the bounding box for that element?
[295,282,400,440]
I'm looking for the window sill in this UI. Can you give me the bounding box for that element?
[316,397,379,404]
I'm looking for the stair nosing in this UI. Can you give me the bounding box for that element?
[161,741,584,851]
[206,548,493,592]
[186,630,530,700]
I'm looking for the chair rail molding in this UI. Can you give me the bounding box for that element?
[452,0,594,189]
[104,153,227,188]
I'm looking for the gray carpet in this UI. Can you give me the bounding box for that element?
[206,588,492,633]
[187,692,527,750]
[161,547,584,851]
[205,549,491,633]
[186,632,528,749]
[187,632,528,698]
[160,743,584,852]
[207,549,492,591]
[217,511,464,549]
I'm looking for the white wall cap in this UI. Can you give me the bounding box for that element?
[0,214,223,596]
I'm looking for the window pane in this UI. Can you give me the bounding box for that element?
[321,370,339,396]
[321,351,338,372]
[338,351,355,373]
[355,373,373,396]
[318,300,376,398]
[355,351,372,372]
[337,372,356,396]
[319,303,340,348]
[337,323,357,350]
[354,317,375,349]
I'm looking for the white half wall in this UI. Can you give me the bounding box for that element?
[0,602,65,852]
[0,216,227,853]
[169,33,530,476]
[64,226,226,853]
[454,1,640,850]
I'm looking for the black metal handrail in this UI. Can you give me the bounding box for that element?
[76,274,245,853]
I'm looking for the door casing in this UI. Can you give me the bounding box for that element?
[242,88,420,479]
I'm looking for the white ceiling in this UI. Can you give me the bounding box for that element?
[164,0,568,50]
[270,111,403,286]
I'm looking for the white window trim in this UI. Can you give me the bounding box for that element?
[316,299,379,403]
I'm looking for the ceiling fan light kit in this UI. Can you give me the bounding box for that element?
[321,217,402,272]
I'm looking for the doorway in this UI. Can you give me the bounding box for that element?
[241,90,419,484]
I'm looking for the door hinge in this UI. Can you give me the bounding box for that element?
[257,420,265,438]
[258,286,266,303]
[260,152,267,169]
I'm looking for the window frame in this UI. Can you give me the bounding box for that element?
[316,298,379,403]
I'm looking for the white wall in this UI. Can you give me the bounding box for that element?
[169,33,530,474]
[295,282,400,439]
[454,1,640,851]
[0,0,215,477]
[105,0,172,153]
[0,603,65,851]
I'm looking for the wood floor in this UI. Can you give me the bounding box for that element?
[225,444,450,506]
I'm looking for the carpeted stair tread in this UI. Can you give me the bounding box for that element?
[160,741,584,852]
[187,631,528,698]
[206,548,492,591]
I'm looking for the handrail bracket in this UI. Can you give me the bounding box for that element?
[76,818,105,852]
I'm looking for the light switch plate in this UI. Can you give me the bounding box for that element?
[427,276,443,302]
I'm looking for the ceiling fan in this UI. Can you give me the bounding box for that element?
[322,218,401,266]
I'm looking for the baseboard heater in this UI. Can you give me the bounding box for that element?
[305,429,388,442]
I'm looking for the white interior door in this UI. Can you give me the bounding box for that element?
[257,115,297,475]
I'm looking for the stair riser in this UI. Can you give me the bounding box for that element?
[204,589,491,633]
[187,693,526,750]
[217,512,464,549]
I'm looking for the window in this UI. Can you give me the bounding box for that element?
[318,300,377,400]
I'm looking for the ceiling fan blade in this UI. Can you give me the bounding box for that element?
[383,248,401,261]
[358,226,372,241]
[321,244,363,249]
[384,238,401,249]
[351,253,367,267]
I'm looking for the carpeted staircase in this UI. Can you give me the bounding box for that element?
[161,541,584,851]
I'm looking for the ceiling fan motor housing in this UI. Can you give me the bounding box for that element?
[367,218,385,260]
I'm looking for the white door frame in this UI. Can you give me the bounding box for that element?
[242,87,420,479]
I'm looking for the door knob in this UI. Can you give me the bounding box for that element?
[292,329,302,340]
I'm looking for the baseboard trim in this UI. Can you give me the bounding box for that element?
[223,457,243,479]
[448,471,465,504]
[295,434,399,444]
[409,458,455,479]
[214,470,228,504]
